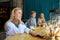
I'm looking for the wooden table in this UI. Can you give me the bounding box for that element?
[4,27,48,40]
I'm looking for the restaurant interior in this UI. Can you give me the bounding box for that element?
[0,0,60,40]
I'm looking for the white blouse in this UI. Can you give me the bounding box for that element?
[5,21,30,37]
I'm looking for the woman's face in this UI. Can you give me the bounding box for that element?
[14,9,22,20]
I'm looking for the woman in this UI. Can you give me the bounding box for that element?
[4,7,45,38]
[25,11,36,28]
[38,13,46,26]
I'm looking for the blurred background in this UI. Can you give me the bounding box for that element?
[0,0,59,32]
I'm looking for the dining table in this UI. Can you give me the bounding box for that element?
[4,24,60,40]
[4,27,49,40]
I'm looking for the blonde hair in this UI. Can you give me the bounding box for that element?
[4,7,22,31]
[9,7,22,21]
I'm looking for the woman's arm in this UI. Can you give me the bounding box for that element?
[29,30,45,38]
[29,30,38,36]
[24,24,45,38]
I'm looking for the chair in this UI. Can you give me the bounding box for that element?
[0,32,6,40]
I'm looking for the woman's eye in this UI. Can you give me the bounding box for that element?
[18,12,20,14]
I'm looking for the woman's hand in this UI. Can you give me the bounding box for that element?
[29,30,45,38]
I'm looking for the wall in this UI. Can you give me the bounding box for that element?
[11,0,23,8]
[59,0,60,9]
[0,0,9,2]
[24,0,59,21]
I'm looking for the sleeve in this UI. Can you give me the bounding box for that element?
[38,19,41,25]
[6,22,20,36]
[44,19,45,22]
[24,25,31,33]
